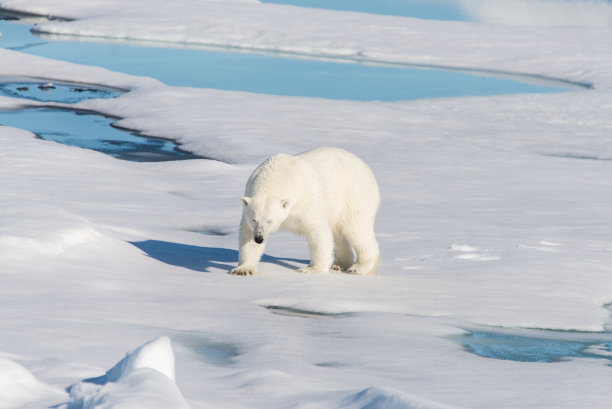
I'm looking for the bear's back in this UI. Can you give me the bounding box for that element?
[297,147,378,193]
[246,147,379,212]
[297,147,380,215]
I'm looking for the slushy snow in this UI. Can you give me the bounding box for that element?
[1,1,612,408]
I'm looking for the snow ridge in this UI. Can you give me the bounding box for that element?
[64,337,189,409]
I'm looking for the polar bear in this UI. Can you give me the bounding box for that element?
[231,147,380,276]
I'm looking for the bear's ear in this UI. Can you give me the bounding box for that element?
[241,196,251,207]
[281,199,291,209]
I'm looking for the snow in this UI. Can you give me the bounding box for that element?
[103,336,176,383]
[65,370,189,409]
[338,386,458,409]
[64,337,188,409]
[1,1,612,408]
[461,0,612,26]
[0,356,63,409]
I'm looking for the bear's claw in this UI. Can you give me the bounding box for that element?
[230,266,257,276]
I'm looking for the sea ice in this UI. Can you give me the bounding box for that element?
[64,337,189,409]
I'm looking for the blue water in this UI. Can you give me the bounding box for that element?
[458,330,612,364]
[0,107,200,161]
[0,15,570,161]
[0,20,564,101]
[0,80,199,161]
[261,0,470,21]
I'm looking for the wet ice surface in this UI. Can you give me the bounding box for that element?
[0,78,201,161]
[458,329,612,364]
[0,18,571,163]
[0,19,567,102]
[260,0,470,21]
[0,78,120,103]
[171,332,241,366]
[0,107,201,162]
[264,305,356,319]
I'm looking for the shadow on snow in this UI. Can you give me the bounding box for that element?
[129,240,308,273]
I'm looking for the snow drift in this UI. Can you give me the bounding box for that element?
[63,337,189,409]
[340,386,460,409]
[0,357,63,409]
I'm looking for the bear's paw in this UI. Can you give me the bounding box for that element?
[230,265,257,276]
[346,263,376,275]
[297,266,329,274]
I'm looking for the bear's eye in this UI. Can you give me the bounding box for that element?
[266,220,272,224]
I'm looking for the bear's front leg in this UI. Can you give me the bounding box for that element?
[231,214,265,276]
[297,227,334,274]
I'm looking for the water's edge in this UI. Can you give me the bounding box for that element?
[2,6,592,92]
[0,77,204,161]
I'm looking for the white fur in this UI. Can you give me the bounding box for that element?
[231,147,380,276]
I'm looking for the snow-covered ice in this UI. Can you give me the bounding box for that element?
[0,356,63,409]
[63,337,189,409]
[1,1,612,408]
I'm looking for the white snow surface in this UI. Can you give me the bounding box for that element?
[104,336,176,383]
[64,336,188,409]
[462,0,612,26]
[0,356,63,408]
[1,1,612,408]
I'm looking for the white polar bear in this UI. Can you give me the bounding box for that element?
[231,147,380,276]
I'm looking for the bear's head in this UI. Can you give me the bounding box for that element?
[241,195,292,244]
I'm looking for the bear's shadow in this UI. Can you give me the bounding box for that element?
[130,240,309,273]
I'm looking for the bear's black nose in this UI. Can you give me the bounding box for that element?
[254,236,264,244]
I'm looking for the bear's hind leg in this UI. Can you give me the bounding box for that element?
[332,234,355,272]
[345,226,379,275]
